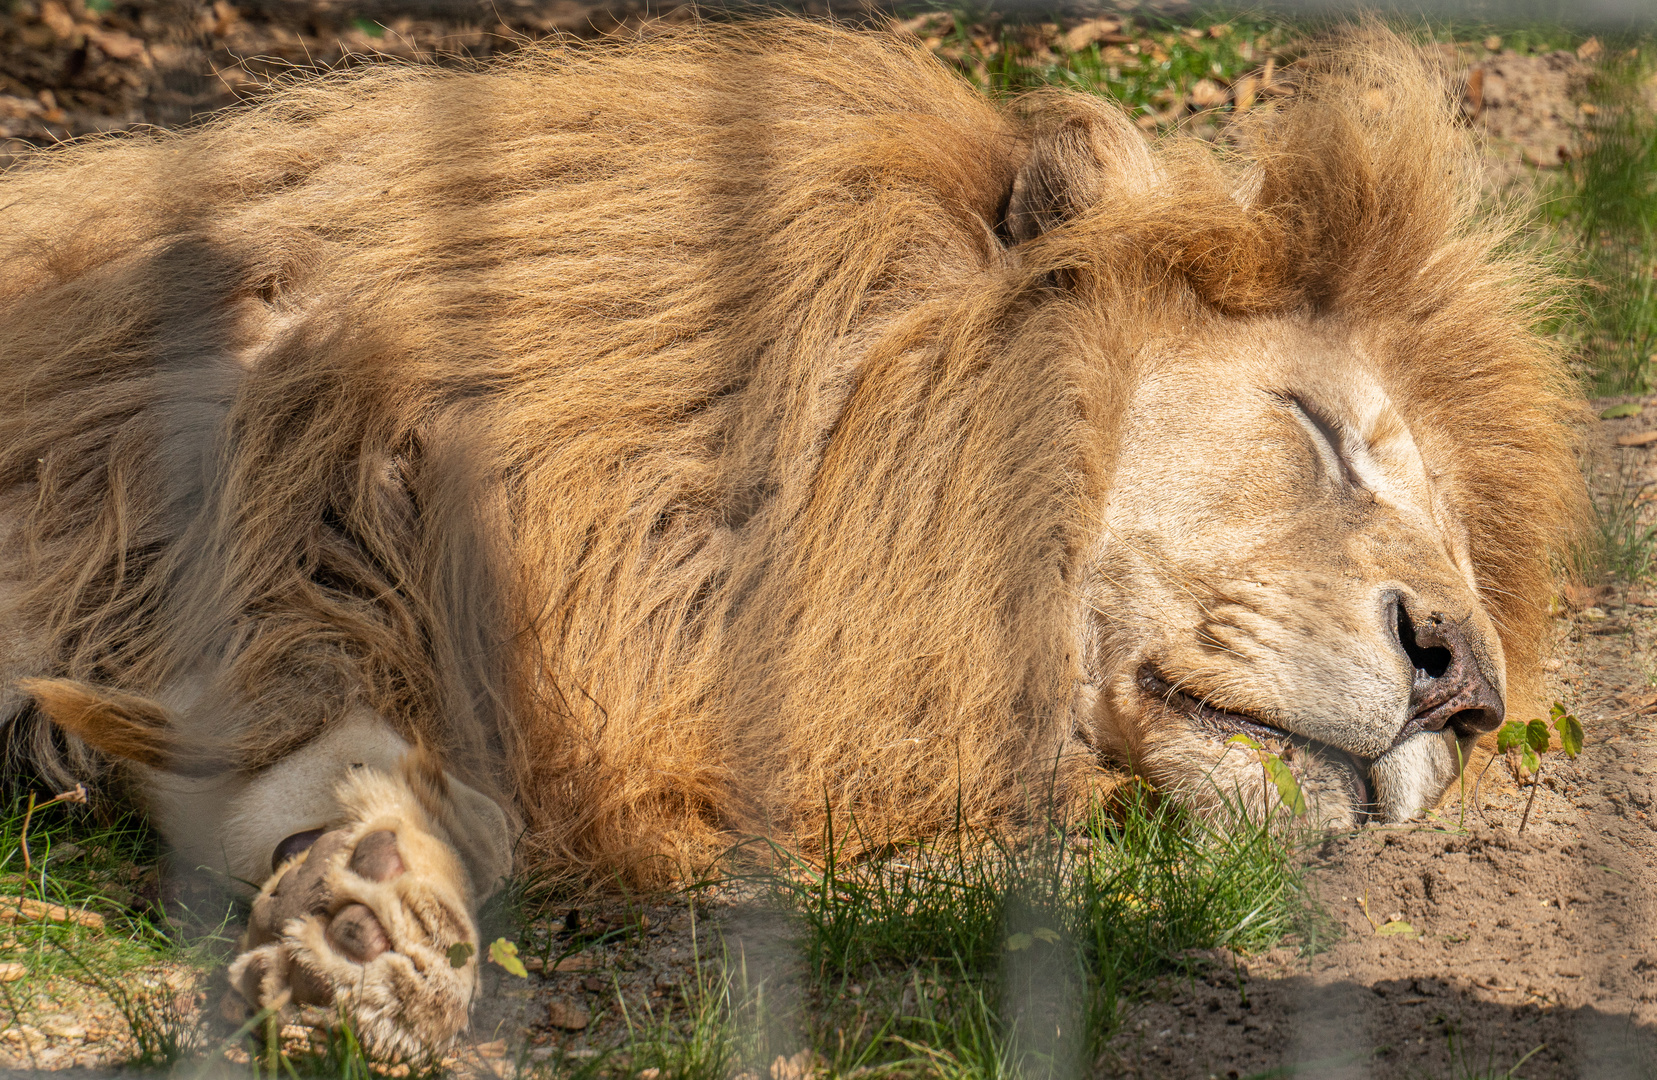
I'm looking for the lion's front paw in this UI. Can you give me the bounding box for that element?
[226,768,482,1061]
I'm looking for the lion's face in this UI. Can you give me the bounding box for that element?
[1085,318,1506,826]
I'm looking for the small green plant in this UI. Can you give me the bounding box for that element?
[1497,704,1584,834]
[1226,734,1308,817]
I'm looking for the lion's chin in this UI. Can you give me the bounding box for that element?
[1369,728,1464,822]
[1136,666,1379,822]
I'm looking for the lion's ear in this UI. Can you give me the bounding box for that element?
[1005,94,1159,244]
[18,677,209,775]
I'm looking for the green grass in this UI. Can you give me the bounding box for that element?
[690,783,1331,1079]
[0,791,224,1068]
[1545,42,1657,395]
[914,10,1293,121]
[0,791,178,982]
[1577,471,1657,584]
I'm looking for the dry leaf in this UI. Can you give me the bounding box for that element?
[546,1001,590,1030]
[1188,79,1226,108]
[37,1,76,39]
[770,1050,825,1080]
[86,27,145,60]
[1063,18,1121,51]
[1616,430,1657,447]
[0,962,25,982]
[1577,37,1602,61]
[1562,583,1615,609]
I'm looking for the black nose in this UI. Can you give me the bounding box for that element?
[1394,600,1504,738]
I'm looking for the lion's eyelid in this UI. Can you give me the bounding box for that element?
[1282,394,1366,492]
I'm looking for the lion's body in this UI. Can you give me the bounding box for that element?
[1,26,1095,880]
[0,20,1584,1050]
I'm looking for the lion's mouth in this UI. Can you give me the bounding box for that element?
[1136,665,1375,816]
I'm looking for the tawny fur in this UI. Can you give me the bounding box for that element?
[0,22,1583,883]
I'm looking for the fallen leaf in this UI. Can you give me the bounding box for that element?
[86,26,145,60]
[1562,583,1615,609]
[1577,36,1602,61]
[1376,920,1416,937]
[447,941,474,968]
[1601,402,1643,419]
[37,0,76,39]
[1188,78,1226,108]
[489,937,528,978]
[1062,17,1122,51]
[1618,690,1657,711]
[0,962,24,982]
[1616,430,1657,446]
[546,1001,590,1030]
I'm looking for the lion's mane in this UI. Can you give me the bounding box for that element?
[0,22,1582,881]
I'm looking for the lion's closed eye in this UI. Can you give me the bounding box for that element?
[1280,394,1368,492]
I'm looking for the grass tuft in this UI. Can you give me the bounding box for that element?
[1548,43,1657,395]
[738,782,1327,1076]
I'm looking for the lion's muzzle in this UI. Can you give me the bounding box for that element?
[1391,594,1504,744]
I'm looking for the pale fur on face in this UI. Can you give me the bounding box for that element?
[1083,320,1506,825]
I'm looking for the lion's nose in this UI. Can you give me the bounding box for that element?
[1393,599,1504,738]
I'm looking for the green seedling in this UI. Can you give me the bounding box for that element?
[1499,704,1584,835]
[1227,734,1308,817]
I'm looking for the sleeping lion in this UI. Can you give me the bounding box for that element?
[0,20,1581,1057]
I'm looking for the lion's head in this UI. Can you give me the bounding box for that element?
[1091,321,1516,825]
[1015,44,1586,827]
